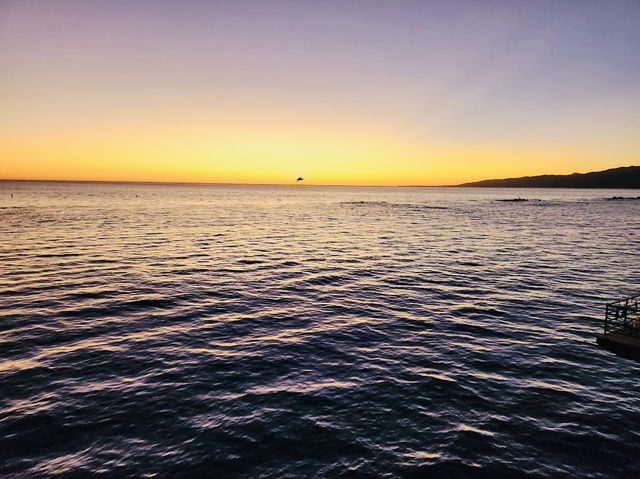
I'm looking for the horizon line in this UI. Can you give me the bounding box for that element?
[0,178,453,188]
[3,165,636,188]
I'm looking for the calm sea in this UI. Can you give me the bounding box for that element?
[1,181,639,478]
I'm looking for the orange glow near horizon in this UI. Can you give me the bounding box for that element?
[2,115,636,186]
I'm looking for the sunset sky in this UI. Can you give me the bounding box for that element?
[2,0,639,185]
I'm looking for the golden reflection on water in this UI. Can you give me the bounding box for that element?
[457,424,495,436]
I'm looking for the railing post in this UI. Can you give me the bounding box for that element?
[603,294,640,338]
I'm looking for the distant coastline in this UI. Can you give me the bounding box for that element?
[456,166,640,189]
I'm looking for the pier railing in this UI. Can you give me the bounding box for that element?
[603,294,640,337]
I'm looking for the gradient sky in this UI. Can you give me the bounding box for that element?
[2,0,639,185]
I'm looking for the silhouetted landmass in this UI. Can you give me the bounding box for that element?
[458,166,640,188]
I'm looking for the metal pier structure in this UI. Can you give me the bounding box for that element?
[597,293,640,360]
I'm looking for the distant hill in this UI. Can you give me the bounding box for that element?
[457,166,640,188]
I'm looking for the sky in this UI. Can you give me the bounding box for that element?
[1,0,639,185]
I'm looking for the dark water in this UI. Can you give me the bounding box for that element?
[1,181,640,478]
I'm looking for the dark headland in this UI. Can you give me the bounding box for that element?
[457,166,640,188]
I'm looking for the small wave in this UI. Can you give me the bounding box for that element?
[456,424,495,436]
[237,259,264,265]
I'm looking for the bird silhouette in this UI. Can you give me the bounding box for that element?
[296,177,304,182]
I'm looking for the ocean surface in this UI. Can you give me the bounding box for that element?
[1,181,640,478]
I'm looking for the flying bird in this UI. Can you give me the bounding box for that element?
[296,177,304,182]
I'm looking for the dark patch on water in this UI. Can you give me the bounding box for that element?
[340,200,447,210]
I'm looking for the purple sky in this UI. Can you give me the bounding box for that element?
[2,0,639,183]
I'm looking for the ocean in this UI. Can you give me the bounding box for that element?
[1,181,639,478]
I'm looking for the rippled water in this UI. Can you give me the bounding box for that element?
[1,181,640,478]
